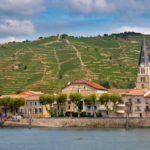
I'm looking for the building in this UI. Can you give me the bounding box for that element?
[144,91,150,117]
[0,91,50,117]
[136,36,150,89]
[60,79,108,116]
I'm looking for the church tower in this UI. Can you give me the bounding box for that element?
[136,36,150,89]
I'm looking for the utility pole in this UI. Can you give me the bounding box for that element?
[126,115,129,129]
[28,110,31,129]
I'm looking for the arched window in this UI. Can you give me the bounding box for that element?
[141,68,142,74]
[143,77,145,82]
[142,84,144,89]
[141,77,143,82]
[143,68,145,74]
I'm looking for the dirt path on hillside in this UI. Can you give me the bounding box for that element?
[28,47,46,82]
[54,48,60,85]
[65,39,84,65]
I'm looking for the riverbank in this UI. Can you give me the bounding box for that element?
[1,117,150,128]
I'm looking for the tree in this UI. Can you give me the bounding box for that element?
[99,81,110,89]
[24,65,27,70]
[69,93,82,117]
[56,94,67,116]
[94,47,98,51]
[99,93,123,116]
[39,95,55,117]
[16,90,23,94]
[84,94,97,117]
[0,97,26,115]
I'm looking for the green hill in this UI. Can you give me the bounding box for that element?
[0,34,150,95]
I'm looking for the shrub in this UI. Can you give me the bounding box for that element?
[58,114,64,117]
[72,112,78,117]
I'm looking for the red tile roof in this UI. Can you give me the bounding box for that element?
[63,80,107,90]
[108,89,133,95]
[126,89,147,96]
[144,93,150,98]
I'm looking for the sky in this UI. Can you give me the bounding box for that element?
[1,0,150,43]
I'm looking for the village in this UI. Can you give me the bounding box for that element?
[0,36,150,119]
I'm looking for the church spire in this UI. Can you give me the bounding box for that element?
[138,36,149,66]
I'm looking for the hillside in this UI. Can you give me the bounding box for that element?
[0,34,150,95]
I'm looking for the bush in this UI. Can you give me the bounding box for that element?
[66,113,69,117]
[97,113,102,117]
[58,114,64,117]
[81,112,86,116]
[72,112,78,117]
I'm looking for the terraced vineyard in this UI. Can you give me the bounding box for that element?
[0,35,150,95]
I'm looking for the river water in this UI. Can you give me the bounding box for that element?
[0,127,150,150]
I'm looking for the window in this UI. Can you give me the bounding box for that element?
[78,88,81,93]
[129,99,131,103]
[146,106,149,109]
[129,107,131,110]
[25,108,28,114]
[87,106,91,110]
[86,87,88,90]
[30,108,32,113]
[146,99,148,104]
[87,113,91,115]
[35,108,37,113]
[70,87,72,90]
[143,77,145,82]
[146,113,149,117]
[39,108,43,113]
[94,106,97,110]
[68,106,70,109]
[16,108,19,113]
[136,99,140,103]
[28,102,30,106]
[136,106,140,111]
[141,77,143,82]
[57,106,59,110]
[26,102,28,106]
[32,102,35,106]
[142,84,144,89]
[57,112,59,115]
[21,109,23,112]
[68,101,71,104]
[35,102,37,106]
[33,108,34,113]
[30,102,32,106]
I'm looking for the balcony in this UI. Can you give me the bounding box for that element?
[145,109,150,111]
[125,109,133,113]
[135,102,141,104]
[116,110,125,114]
[135,109,141,111]
[116,103,125,107]
[125,102,132,106]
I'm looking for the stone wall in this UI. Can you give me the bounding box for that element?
[2,117,150,128]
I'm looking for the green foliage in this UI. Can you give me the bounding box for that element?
[99,93,110,105]
[39,94,55,116]
[99,81,110,88]
[69,93,82,108]
[0,97,25,114]
[24,65,27,70]
[56,94,67,105]
[61,107,63,114]
[50,107,53,115]
[72,112,78,117]
[16,90,23,94]
[94,47,98,51]
[54,108,56,116]
[84,94,96,106]
[100,93,123,115]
